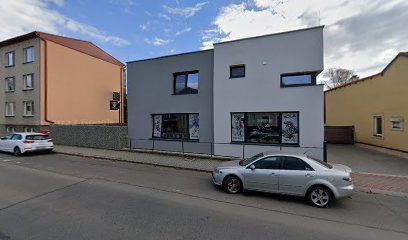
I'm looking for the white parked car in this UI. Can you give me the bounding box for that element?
[0,132,54,156]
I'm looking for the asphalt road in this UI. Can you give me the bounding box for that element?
[0,152,407,240]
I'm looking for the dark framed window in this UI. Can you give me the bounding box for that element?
[281,72,316,87]
[5,77,15,92]
[282,156,314,171]
[230,65,245,78]
[231,112,299,145]
[6,51,15,67]
[152,113,199,140]
[373,116,383,137]
[173,71,199,94]
[23,47,34,63]
[23,74,34,90]
[252,156,283,169]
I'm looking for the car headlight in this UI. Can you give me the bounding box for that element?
[214,168,222,174]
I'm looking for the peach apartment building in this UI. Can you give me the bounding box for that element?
[0,32,125,134]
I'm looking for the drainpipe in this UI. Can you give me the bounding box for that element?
[41,38,55,125]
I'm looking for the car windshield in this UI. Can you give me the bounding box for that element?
[307,156,333,169]
[26,135,49,140]
[239,153,264,166]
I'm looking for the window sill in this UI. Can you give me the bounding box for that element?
[230,76,245,79]
[23,115,34,117]
[5,115,15,117]
[23,88,34,91]
[23,61,34,64]
[172,93,199,96]
[373,134,383,139]
[5,90,15,93]
[281,84,315,88]
[5,65,15,68]
[150,138,199,142]
[230,142,300,147]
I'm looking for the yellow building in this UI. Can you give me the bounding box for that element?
[325,52,408,153]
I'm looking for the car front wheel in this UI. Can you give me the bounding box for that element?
[13,147,22,157]
[308,186,333,208]
[223,176,242,194]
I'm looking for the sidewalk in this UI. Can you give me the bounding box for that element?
[54,145,408,197]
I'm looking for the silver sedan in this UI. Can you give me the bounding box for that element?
[212,152,353,208]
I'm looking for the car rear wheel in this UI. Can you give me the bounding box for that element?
[308,186,332,208]
[223,176,242,194]
[13,147,22,157]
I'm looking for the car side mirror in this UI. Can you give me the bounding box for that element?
[249,164,255,170]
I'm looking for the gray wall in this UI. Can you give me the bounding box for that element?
[50,125,128,150]
[127,50,214,154]
[0,37,42,133]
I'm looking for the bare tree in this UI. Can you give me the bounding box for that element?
[322,68,359,89]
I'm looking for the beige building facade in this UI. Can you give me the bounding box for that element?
[325,52,408,152]
[0,32,125,134]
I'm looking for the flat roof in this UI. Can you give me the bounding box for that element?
[127,49,213,64]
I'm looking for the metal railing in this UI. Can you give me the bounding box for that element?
[128,138,328,162]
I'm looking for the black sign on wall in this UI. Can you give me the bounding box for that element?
[110,100,120,110]
[113,92,120,101]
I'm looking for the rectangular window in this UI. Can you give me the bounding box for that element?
[6,52,14,67]
[5,77,15,92]
[230,65,245,78]
[174,71,199,94]
[281,73,316,87]
[24,47,34,63]
[390,117,403,130]
[231,112,299,145]
[152,113,199,140]
[5,102,15,117]
[23,101,34,116]
[23,74,34,90]
[373,116,383,136]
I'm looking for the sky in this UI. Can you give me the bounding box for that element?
[0,0,407,78]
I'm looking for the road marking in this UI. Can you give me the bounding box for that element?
[2,159,11,162]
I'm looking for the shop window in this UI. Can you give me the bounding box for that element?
[231,112,299,145]
[152,113,199,140]
[174,71,199,94]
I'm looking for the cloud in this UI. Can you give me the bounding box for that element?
[140,22,151,31]
[163,2,208,18]
[158,13,171,21]
[176,27,192,36]
[0,0,129,47]
[202,0,408,77]
[144,37,171,46]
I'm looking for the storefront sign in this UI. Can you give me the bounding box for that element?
[281,113,299,144]
[189,114,200,140]
[231,113,245,142]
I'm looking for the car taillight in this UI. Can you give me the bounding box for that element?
[23,140,34,144]
[48,139,53,142]
[342,177,352,182]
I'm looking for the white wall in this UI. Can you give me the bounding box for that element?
[213,26,324,159]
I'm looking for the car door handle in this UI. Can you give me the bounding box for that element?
[305,173,314,177]
[270,172,276,176]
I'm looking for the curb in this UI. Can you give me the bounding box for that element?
[55,151,213,174]
[355,187,408,198]
[55,150,408,198]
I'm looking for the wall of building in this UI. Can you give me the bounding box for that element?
[127,50,214,154]
[213,27,325,159]
[0,37,42,134]
[50,124,128,150]
[42,40,123,125]
[325,55,408,152]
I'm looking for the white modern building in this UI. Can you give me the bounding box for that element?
[127,26,325,159]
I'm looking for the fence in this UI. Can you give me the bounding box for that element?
[129,138,327,162]
[50,124,128,150]
[325,126,354,144]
